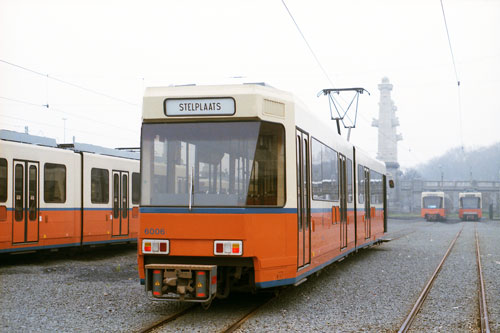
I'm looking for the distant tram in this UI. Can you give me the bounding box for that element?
[421,191,450,221]
[458,192,482,221]
[137,84,391,305]
[0,130,140,253]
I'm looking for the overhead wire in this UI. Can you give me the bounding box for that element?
[1,114,136,142]
[281,0,335,88]
[0,59,138,107]
[281,0,359,128]
[280,0,425,168]
[0,95,139,134]
[439,0,464,151]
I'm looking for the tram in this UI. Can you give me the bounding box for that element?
[0,130,140,253]
[421,191,450,221]
[458,192,482,221]
[138,84,390,304]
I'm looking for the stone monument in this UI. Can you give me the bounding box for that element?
[372,77,402,211]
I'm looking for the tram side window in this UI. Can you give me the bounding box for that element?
[91,168,109,204]
[0,158,7,202]
[347,158,353,203]
[44,163,66,203]
[132,172,140,204]
[358,165,365,204]
[370,171,383,204]
[311,138,338,201]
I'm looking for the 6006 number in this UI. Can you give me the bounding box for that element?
[144,228,165,235]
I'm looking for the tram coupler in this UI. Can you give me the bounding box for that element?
[145,264,217,302]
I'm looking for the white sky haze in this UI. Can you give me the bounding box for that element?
[1,0,499,170]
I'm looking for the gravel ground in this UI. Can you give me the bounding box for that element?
[239,219,462,332]
[0,244,189,333]
[1,218,499,332]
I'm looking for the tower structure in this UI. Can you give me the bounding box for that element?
[372,77,402,211]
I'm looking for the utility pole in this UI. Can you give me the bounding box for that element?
[62,118,67,142]
[439,164,444,190]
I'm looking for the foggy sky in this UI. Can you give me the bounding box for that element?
[1,0,499,170]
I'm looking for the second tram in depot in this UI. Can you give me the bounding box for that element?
[138,84,390,305]
[0,129,140,254]
[421,191,451,221]
[458,192,482,221]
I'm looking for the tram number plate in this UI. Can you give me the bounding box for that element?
[144,228,165,235]
[164,98,235,116]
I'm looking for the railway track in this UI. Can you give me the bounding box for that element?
[475,224,490,333]
[221,294,276,333]
[136,294,275,333]
[398,223,491,332]
[137,305,196,333]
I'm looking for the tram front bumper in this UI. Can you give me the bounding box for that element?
[145,264,217,302]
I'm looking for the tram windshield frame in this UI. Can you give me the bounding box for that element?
[460,197,480,209]
[422,196,443,209]
[140,121,285,207]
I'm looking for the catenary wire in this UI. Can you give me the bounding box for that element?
[281,0,335,88]
[0,114,137,142]
[0,59,138,107]
[280,1,437,169]
[439,0,464,151]
[0,95,139,134]
[280,1,357,124]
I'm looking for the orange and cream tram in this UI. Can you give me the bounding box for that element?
[458,192,482,221]
[138,84,389,304]
[421,191,449,221]
[0,130,140,253]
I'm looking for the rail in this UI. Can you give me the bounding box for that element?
[475,223,490,333]
[398,225,464,333]
[221,295,276,333]
[136,305,196,333]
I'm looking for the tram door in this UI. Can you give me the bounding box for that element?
[363,167,371,239]
[13,160,39,244]
[296,130,311,269]
[339,155,348,249]
[112,171,129,236]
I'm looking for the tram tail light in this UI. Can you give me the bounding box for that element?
[142,239,169,254]
[214,240,242,256]
[216,243,223,253]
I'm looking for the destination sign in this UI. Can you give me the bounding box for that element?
[164,98,235,116]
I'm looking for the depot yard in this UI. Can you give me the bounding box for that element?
[1,218,499,332]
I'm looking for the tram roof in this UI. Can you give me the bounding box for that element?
[0,129,139,160]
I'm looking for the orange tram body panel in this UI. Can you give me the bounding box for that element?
[138,84,389,304]
[0,130,140,254]
[458,192,482,221]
